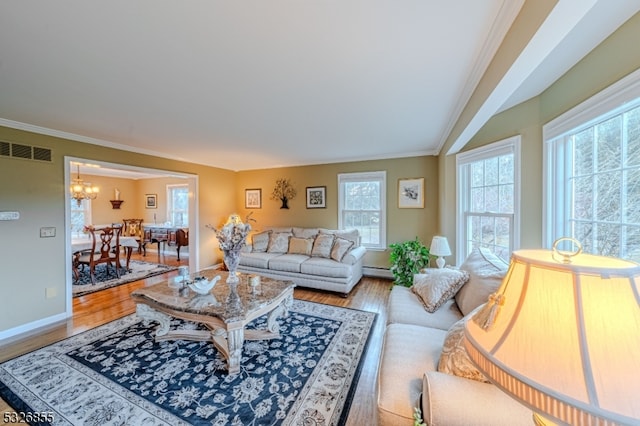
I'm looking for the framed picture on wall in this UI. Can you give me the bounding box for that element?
[145,194,157,209]
[306,186,326,208]
[398,178,424,208]
[245,188,262,209]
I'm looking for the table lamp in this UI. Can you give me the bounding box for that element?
[429,236,451,269]
[464,240,640,425]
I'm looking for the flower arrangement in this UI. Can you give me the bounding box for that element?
[206,213,254,251]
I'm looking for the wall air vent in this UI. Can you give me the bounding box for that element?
[0,141,52,162]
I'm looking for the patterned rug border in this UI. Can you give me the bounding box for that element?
[73,260,178,297]
[0,300,377,426]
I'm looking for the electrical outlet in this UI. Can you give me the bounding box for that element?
[40,227,56,238]
[45,287,57,299]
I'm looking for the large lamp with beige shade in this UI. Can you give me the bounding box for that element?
[464,239,640,425]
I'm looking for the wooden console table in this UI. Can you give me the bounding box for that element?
[142,225,189,260]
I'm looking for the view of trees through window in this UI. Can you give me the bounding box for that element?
[338,171,386,249]
[70,198,89,237]
[569,104,640,261]
[465,153,515,261]
[168,185,189,227]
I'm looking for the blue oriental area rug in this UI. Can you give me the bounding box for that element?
[0,300,376,426]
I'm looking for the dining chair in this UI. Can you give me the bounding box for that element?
[122,218,144,253]
[77,225,122,284]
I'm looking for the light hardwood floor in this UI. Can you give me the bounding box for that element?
[0,252,392,425]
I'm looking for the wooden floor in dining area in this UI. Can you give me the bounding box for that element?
[0,251,393,426]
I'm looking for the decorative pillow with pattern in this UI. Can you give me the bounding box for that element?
[288,237,314,256]
[267,232,292,254]
[311,233,334,258]
[252,231,271,253]
[437,304,490,383]
[411,268,470,313]
[330,237,354,262]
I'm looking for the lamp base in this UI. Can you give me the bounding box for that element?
[435,257,445,269]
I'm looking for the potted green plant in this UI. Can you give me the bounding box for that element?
[389,237,430,287]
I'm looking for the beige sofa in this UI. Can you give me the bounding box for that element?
[377,248,533,425]
[238,227,366,295]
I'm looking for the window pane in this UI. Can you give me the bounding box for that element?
[485,157,498,185]
[471,188,484,212]
[471,162,484,187]
[596,172,621,222]
[595,223,620,257]
[626,106,640,166]
[499,183,514,213]
[484,185,499,212]
[344,211,380,245]
[626,168,640,223]
[623,226,640,261]
[574,128,594,176]
[596,116,622,172]
[573,221,594,254]
[573,176,593,220]
[499,154,514,184]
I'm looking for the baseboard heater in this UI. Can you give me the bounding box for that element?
[362,266,393,279]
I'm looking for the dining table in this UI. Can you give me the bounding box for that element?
[71,236,140,271]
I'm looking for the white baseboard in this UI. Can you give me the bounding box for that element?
[0,312,69,343]
[363,267,393,279]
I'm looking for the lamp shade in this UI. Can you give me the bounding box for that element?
[429,236,451,256]
[464,249,640,425]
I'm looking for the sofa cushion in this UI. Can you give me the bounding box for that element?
[456,248,508,316]
[288,237,313,255]
[292,227,320,239]
[238,252,282,269]
[411,268,470,313]
[437,304,489,383]
[311,233,334,258]
[377,323,447,425]
[251,231,271,253]
[387,285,462,330]
[267,232,292,254]
[300,257,351,278]
[330,237,354,262]
[268,254,309,273]
[320,228,359,247]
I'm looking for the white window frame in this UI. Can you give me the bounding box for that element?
[456,136,521,265]
[543,68,640,254]
[166,184,189,227]
[338,171,386,250]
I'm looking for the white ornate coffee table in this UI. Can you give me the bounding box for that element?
[131,270,295,374]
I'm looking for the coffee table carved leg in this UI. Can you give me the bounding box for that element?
[266,293,293,333]
[211,326,244,375]
[136,304,172,337]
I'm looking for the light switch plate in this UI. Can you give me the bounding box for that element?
[40,227,56,238]
[0,211,19,220]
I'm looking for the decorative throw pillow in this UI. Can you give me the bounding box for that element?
[320,228,360,247]
[267,232,292,254]
[437,304,490,383]
[455,247,509,316]
[411,268,470,313]
[288,237,313,256]
[252,231,271,253]
[330,237,354,262]
[311,233,334,258]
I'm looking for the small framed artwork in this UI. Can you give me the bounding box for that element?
[245,188,262,209]
[306,186,326,208]
[398,178,424,208]
[145,194,157,209]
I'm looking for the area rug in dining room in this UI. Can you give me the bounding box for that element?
[73,260,178,297]
[0,300,376,426]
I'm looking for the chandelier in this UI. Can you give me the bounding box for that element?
[70,164,99,206]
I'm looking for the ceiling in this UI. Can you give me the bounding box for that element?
[1,1,638,172]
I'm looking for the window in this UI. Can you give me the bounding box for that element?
[167,184,189,227]
[70,198,91,238]
[338,171,386,249]
[544,69,640,262]
[457,136,521,264]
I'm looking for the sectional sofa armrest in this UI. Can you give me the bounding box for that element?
[421,371,532,426]
[342,246,366,265]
